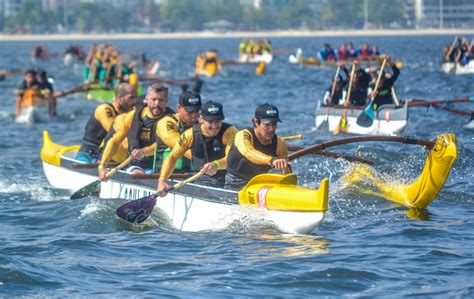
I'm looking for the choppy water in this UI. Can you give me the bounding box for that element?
[1,35,473,297]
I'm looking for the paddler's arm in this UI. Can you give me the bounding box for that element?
[156,115,192,159]
[157,129,193,197]
[275,137,290,174]
[234,129,275,166]
[201,125,238,175]
[98,111,133,181]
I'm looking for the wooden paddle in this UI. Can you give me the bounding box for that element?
[333,62,356,134]
[115,168,207,224]
[329,66,341,104]
[282,134,303,141]
[356,58,387,127]
[70,156,133,200]
[391,87,401,107]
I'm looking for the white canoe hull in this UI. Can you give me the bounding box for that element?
[41,148,325,234]
[42,151,97,191]
[15,106,48,124]
[100,178,324,234]
[315,101,408,136]
[239,53,273,64]
[442,61,474,74]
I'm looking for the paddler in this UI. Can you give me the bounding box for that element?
[36,70,57,116]
[155,90,202,173]
[157,101,238,195]
[98,83,172,180]
[343,61,371,106]
[323,61,349,105]
[224,103,289,190]
[15,69,40,116]
[76,82,137,163]
[368,56,400,108]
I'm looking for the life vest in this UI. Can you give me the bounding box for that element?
[127,104,173,169]
[191,123,230,181]
[82,103,118,148]
[226,128,277,181]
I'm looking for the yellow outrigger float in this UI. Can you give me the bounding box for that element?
[341,134,457,208]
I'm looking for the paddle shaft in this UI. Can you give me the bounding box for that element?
[105,156,133,178]
[166,169,206,192]
[288,136,435,161]
[330,66,341,100]
[282,134,303,141]
[368,58,387,104]
[343,62,357,106]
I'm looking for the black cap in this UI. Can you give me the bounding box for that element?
[201,101,224,121]
[179,91,201,112]
[255,103,282,124]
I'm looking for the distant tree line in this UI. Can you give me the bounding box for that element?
[2,0,407,34]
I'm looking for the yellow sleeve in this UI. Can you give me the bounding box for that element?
[94,104,116,132]
[159,128,193,180]
[216,126,238,169]
[276,137,289,159]
[100,110,133,163]
[234,129,273,166]
[156,115,191,159]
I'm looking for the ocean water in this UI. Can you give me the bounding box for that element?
[0,35,473,297]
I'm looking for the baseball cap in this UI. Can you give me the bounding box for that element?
[201,101,224,121]
[179,91,202,112]
[255,103,282,124]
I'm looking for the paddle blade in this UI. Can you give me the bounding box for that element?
[116,194,158,224]
[70,180,100,199]
[356,104,375,127]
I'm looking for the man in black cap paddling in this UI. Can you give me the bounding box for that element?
[225,103,289,190]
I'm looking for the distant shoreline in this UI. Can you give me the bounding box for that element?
[1,29,473,41]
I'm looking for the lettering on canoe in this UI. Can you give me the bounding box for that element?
[257,186,273,209]
[121,186,153,200]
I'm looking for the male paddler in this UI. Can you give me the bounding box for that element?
[157,101,238,195]
[224,103,289,190]
[76,83,137,163]
[368,56,400,108]
[98,83,171,180]
[155,90,202,172]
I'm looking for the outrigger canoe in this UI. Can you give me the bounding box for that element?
[441,61,474,74]
[289,49,405,69]
[315,101,409,135]
[40,131,328,234]
[86,84,144,102]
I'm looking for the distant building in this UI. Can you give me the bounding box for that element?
[406,0,474,28]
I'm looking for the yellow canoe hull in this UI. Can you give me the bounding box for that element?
[341,134,457,208]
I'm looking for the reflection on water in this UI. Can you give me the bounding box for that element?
[242,231,330,258]
[405,207,431,221]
